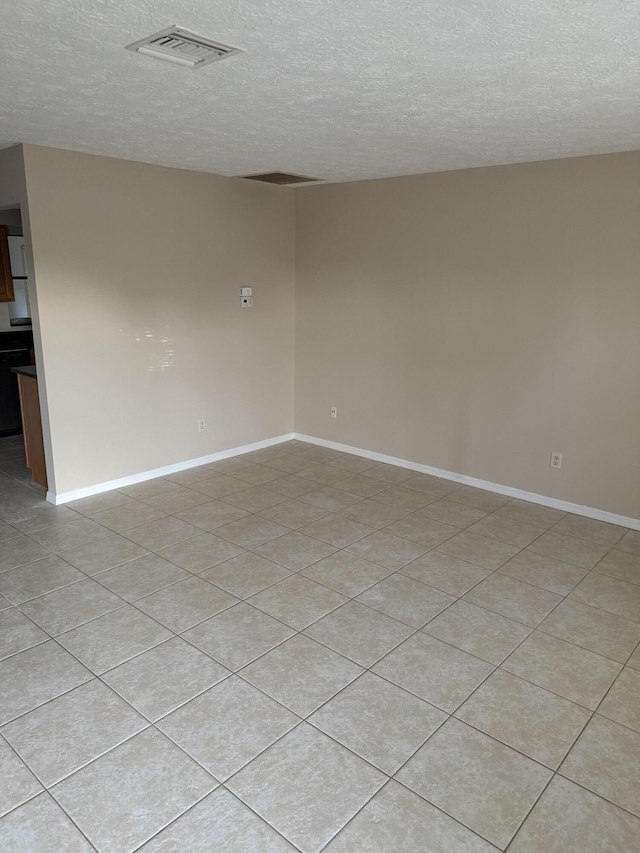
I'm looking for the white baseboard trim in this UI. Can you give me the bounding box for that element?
[46,433,295,506]
[294,433,640,531]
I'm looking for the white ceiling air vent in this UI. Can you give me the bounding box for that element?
[126,26,242,69]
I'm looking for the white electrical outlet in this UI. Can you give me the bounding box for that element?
[240,296,253,308]
[197,418,206,433]
[550,451,562,469]
[330,406,337,419]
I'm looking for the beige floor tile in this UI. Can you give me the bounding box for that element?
[134,576,238,632]
[0,607,47,660]
[401,551,490,597]
[550,514,627,547]
[627,644,640,669]
[617,529,640,556]
[183,602,294,670]
[346,530,428,569]
[264,454,317,475]
[301,551,392,596]
[502,630,622,709]
[257,499,329,529]
[309,672,446,774]
[538,598,640,662]
[372,633,493,712]
[456,669,589,769]
[190,475,251,499]
[214,516,291,549]
[232,464,284,485]
[67,491,133,515]
[0,736,42,817]
[332,473,390,497]
[405,473,460,498]
[248,574,346,630]
[598,667,640,732]
[2,679,147,786]
[201,457,252,476]
[508,775,640,853]
[0,555,84,604]
[437,530,520,570]
[89,501,168,532]
[228,723,385,853]
[51,728,216,852]
[466,514,546,548]
[327,454,377,474]
[28,517,111,552]
[174,498,249,531]
[560,714,640,817]
[102,637,228,721]
[222,485,290,512]
[364,462,416,485]
[527,531,609,569]
[416,498,488,529]
[448,486,510,513]
[397,718,551,849]
[498,549,588,595]
[422,600,531,664]
[240,634,362,717]
[569,571,640,622]
[138,788,298,852]
[11,505,82,534]
[305,601,413,666]
[201,552,291,599]
[299,485,363,511]
[163,466,226,486]
[324,780,497,852]
[123,516,201,550]
[59,534,148,575]
[298,464,351,486]
[371,485,436,511]
[0,641,91,725]
[495,498,566,530]
[253,531,337,570]
[299,514,375,548]
[595,548,640,585]
[464,572,561,627]
[0,519,19,542]
[357,573,455,628]
[338,498,408,528]
[264,474,319,498]
[158,676,298,780]
[0,794,93,852]
[20,578,123,635]
[157,532,245,572]
[96,553,190,601]
[383,514,460,549]
[139,487,210,514]
[57,605,172,674]
[118,477,181,498]
[0,535,53,572]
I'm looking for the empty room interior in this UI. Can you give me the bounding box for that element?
[0,2,639,852]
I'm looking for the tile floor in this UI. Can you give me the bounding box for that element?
[0,436,639,851]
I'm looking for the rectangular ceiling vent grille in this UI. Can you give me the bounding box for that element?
[240,172,321,186]
[126,26,242,69]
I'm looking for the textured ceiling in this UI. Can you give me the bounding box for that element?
[1,0,639,183]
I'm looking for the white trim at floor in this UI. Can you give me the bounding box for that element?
[46,433,295,506]
[294,433,640,532]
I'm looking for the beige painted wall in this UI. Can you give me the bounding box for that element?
[295,152,640,519]
[22,145,295,495]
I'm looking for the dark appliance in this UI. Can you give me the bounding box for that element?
[0,331,33,437]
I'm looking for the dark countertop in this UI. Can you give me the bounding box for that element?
[11,365,37,379]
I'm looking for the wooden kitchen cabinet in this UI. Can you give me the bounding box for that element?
[0,225,15,302]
